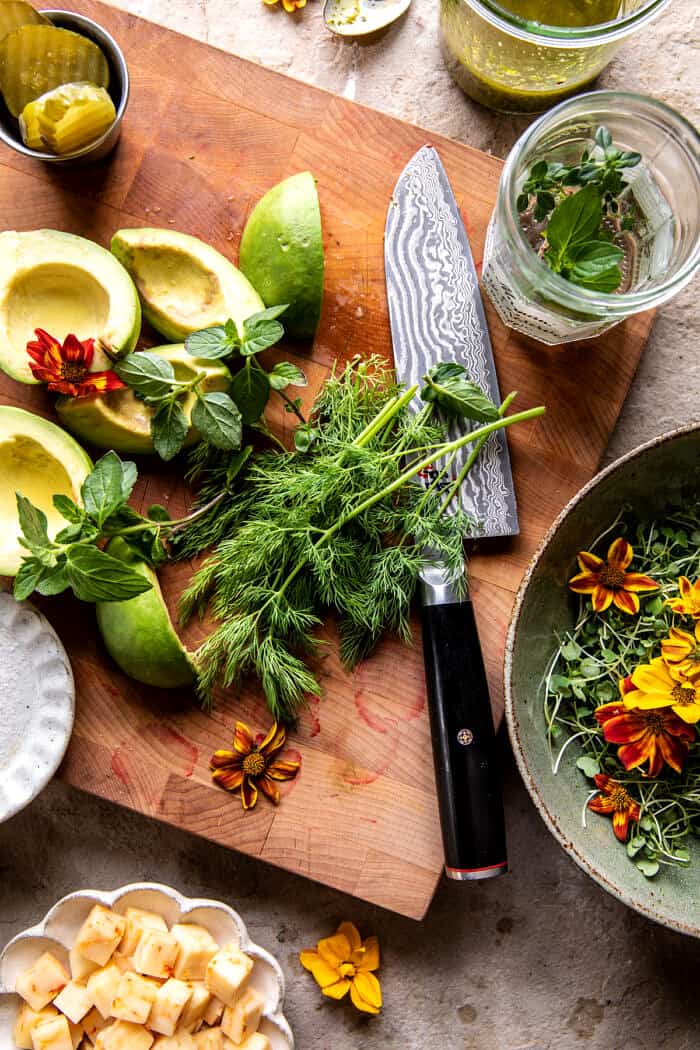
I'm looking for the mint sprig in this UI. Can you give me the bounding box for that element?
[544,186,624,293]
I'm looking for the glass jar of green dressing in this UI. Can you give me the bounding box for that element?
[439,0,672,114]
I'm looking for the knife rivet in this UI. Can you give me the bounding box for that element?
[457,728,474,746]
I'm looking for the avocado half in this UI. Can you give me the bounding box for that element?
[111,228,264,342]
[56,344,232,454]
[0,405,92,576]
[239,171,324,339]
[0,230,141,384]
[96,538,196,689]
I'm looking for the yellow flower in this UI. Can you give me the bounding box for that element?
[661,623,700,678]
[300,922,382,1014]
[667,576,700,619]
[627,657,700,725]
[263,0,307,11]
[568,537,657,615]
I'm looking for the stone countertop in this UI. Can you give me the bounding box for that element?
[2,2,700,1048]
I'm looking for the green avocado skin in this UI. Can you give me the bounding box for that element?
[239,171,324,339]
[96,538,195,689]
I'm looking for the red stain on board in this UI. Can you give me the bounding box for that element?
[144,723,198,777]
[354,689,396,735]
[308,697,321,738]
[354,684,425,735]
[110,750,130,787]
[341,724,400,786]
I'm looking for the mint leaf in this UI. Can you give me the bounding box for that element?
[52,494,84,524]
[81,452,128,527]
[570,240,623,276]
[230,365,270,424]
[245,305,289,325]
[16,493,50,547]
[268,362,307,391]
[65,546,153,602]
[241,320,284,357]
[14,557,47,600]
[545,185,603,265]
[191,392,242,450]
[225,445,253,486]
[421,363,499,422]
[294,423,319,452]
[185,325,237,360]
[595,126,612,150]
[151,401,189,461]
[147,504,171,522]
[115,351,175,400]
[570,264,623,293]
[576,755,600,778]
[36,560,70,596]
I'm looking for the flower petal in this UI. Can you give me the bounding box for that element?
[612,809,631,842]
[672,702,700,725]
[322,979,351,1001]
[599,713,646,745]
[317,934,352,969]
[241,776,258,810]
[62,332,91,364]
[568,572,600,595]
[577,550,603,573]
[211,767,244,792]
[613,589,639,615]
[78,370,125,395]
[259,721,287,757]
[210,749,243,770]
[618,675,637,697]
[350,972,382,1014]
[266,757,301,781]
[607,538,633,570]
[657,733,689,774]
[336,922,362,953]
[593,702,626,726]
[631,659,674,693]
[588,794,615,814]
[592,585,613,612]
[661,627,696,664]
[617,736,654,771]
[622,572,658,594]
[299,951,341,989]
[354,936,380,973]
[258,774,280,805]
[233,721,255,754]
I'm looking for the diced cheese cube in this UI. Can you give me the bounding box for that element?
[201,997,224,1027]
[17,952,70,1012]
[119,909,168,958]
[232,1035,271,1050]
[30,1015,73,1050]
[152,1031,195,1050]
[221,989,263,1045]
[112,954,135,976]
[179,984,211,1031]
[133,930,180,980]
[75,907,126,967]
[13,1003,59,1049]
[68,1021,83,1050]
[205,947,253,1008]
[111,971,160,1024]
[69,950,99,984]
[94,1020,154,1050]
[170,926,219,982]
[192,1030,223,1050]
[86,963,122,1020]
[81,1007,107,1044]
[148,979,193,1037]
[53,981,93,1024]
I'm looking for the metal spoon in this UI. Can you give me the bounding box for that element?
[323,0,411,38]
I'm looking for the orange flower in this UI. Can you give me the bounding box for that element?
[27,328,125,397]
[263,0,307,11]
[627,657,700,725]
[667,576,700,620]
[210,720,300,810]
[300,922,382,1015]
[594,702,694,776]
[588,773,641,842]
[568,537,658,614]
[661,623,700,677]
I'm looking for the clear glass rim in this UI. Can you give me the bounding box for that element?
[498,90,700,313]
[463,0,673,46]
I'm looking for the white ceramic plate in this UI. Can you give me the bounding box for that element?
[0,591,74,824]
[0,883,294,1049]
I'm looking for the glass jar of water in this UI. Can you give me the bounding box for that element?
[481,91,700,345]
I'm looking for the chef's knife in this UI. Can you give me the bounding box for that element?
[385,145,517,881]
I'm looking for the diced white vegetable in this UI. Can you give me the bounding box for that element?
[179,984,211,1031]
[170,926,219,982]
[221,988,263,1045]
[192,1029,223,1050]
[13,1003,59,1049]
[133,930,180,980]
[75,907,126,967]
[69,950,99,984]
[81,1006,107,1045]
[151,1030,195,1049]
[205,947,253,1007]
[86,963,122,1020]
[201,997,224,1028]
[148,979,193,1037]
[111,970,160,1024]
[94,1020,155,1050]
[29,1014,73,1050]
[16,952,70,1012]
[119,909,168,958]
[53,981,93,1024]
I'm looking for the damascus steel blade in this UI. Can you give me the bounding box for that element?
[384,145,518,538]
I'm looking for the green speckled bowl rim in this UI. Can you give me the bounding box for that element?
[504,422,700,938]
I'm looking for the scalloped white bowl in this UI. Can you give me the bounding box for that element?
[0,883,294,1049]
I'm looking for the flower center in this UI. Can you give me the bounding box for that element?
[671,684,696,707]
[338,963,356,978]
[60,361,88,381]
[242,751,266,776]
[609,785,633,812]
[643,711,666,734]
[599,565,625,589]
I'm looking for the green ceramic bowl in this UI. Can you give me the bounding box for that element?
[505,423,700,937]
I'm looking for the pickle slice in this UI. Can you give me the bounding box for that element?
[22,81,116,154]
[0,24,109,117]
[0,2,49,47]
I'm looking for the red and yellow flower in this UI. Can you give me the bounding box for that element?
[27,328,125,397]
[588,773,641,842]
[263,0,307,12]
[594,702,693,776]
[628,657,700,725]
[661,623,700,677]
[667,576,700,620]
[210,720,300,810]
[568,537,658,615]
[300,922,382,1015]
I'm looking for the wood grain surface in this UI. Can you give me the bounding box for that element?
[0,0,654,919]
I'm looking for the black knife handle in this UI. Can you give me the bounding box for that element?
[421,596,508,880]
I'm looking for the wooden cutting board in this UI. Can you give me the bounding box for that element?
[0,0,653,919]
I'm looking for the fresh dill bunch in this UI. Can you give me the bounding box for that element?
[178,356,543,721]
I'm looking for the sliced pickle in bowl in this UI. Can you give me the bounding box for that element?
[20,81,116,153]
[0,2,49,46]
[0,23,109,117]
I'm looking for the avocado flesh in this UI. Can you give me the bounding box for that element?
[56,344,232,454]
[0,230,141,384]
[0,405,92,575]
[111,228,264,342]
[96,537,196,689]
[239,171,324,339]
